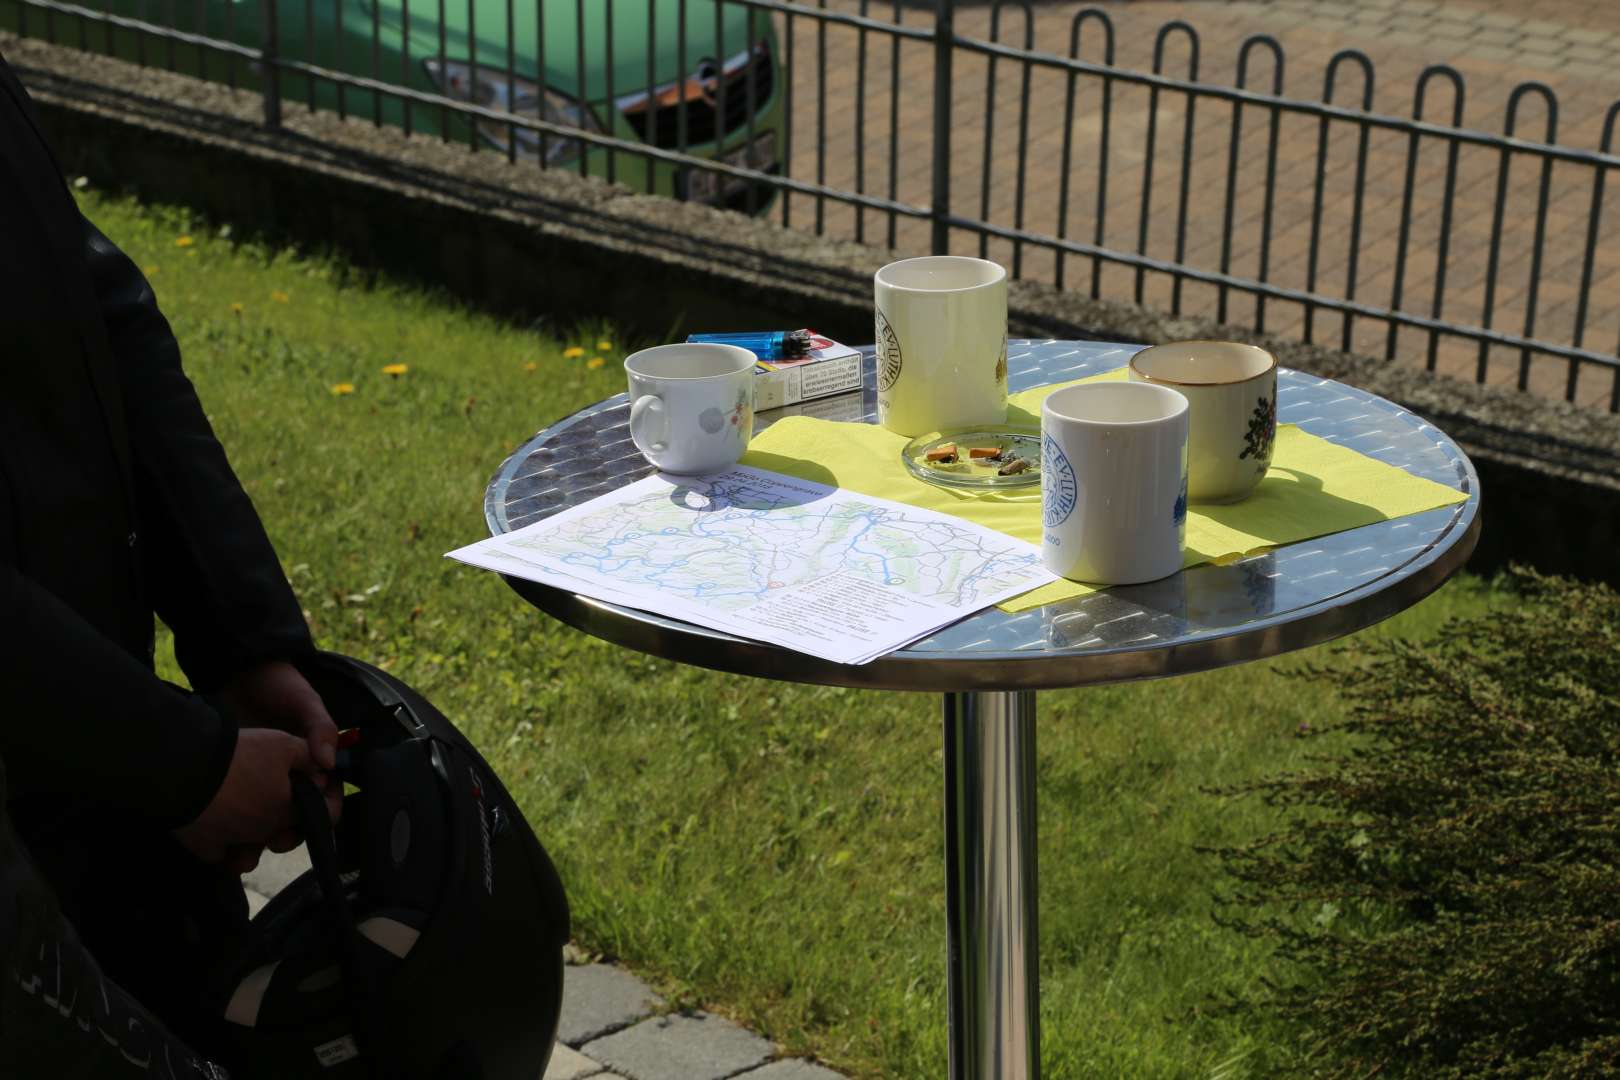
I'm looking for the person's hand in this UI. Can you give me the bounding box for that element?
[174,727,312,867]
[220,660,342,830]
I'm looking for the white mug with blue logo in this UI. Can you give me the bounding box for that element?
[1040,382,1189,585]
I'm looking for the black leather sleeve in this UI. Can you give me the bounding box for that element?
[0,562,239,827]
[0,53,241,823]
[80,215,315,692]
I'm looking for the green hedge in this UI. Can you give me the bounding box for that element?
[1211,569,1620,1078]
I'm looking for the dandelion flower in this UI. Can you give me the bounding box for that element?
[381,363,409,377]
[523,361,538,372]
[230,302,244,315]
[586,357,605,370]
[331,382,355,395]
[596,340,612,351]
[271,290,289,303]
[175,236,194,247]
[562,346,585,359]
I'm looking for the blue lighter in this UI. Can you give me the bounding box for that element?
[686,329,813,362]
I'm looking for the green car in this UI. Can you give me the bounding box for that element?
[13,0,784,211]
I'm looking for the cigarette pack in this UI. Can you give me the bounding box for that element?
[751,334,864,411]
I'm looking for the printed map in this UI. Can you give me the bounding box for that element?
[448,466,1056,665]
[514,469,1041,611]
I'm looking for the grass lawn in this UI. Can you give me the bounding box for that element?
[85,186,1507,1079]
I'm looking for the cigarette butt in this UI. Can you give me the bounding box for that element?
[968,446,1002,460]
[925,443,958,463]
[998,457,1029,475]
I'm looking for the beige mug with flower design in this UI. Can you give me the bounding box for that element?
[1128,341,1278,503]
[624,343,756,475]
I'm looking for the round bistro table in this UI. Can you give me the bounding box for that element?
[483,340,1481,1080]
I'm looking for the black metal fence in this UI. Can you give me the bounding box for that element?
[8,0,1620,410]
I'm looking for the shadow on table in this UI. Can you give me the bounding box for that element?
[1182,464,1395,565]
[731,452,840,491]
[666,459,842,514]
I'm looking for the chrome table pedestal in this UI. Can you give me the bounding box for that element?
[483,341,1481,1080]
[945,690,1039,1078]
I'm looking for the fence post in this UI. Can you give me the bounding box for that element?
[262,0,282,129]
[931,0,954,255]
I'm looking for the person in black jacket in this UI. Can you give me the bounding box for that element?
[0,48,341,1072]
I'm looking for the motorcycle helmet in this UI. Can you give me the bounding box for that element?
[216,652,570,1079]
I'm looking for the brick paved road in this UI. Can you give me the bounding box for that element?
[775,0,1620,410]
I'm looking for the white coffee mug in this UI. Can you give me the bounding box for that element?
[624,343,756,475]
[1041,382,1189,585]
[873,256,1009,436]
[1127,341,1278,503]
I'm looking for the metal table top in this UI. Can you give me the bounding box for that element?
[484,340,1480,692]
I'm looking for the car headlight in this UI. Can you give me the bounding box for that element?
[423,59,603,166]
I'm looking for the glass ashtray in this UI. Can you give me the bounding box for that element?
[900,426,1042,490]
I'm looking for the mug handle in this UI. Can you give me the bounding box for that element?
[629,394,667,454]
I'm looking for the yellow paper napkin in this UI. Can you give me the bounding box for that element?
[740,372,1469,612]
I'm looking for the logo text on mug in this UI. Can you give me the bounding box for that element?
[1042,435,1077,527]
[875,309,903,391]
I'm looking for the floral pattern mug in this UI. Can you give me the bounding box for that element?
[1127,341,1278,504]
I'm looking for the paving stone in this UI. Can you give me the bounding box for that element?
[1563,60,1620,82]
[557,965,665,1047]
[1519,18,1572,36]
[1464,44,1525,64]
[1518,34,1567,55]
[1564,42,1620,65]
[1559,27,1615,45]
[1510,52,1566,73]
[1378,29,1434,48]
[734,1060,847,1080]
[1254,9,1307,29]
[1349,6,1394,25]
[545,1045,605,1080]
[1386,14,1434,31]
[1424,25,1476,48]
[1470,25,1521,46]
[581,1014,773,1080]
